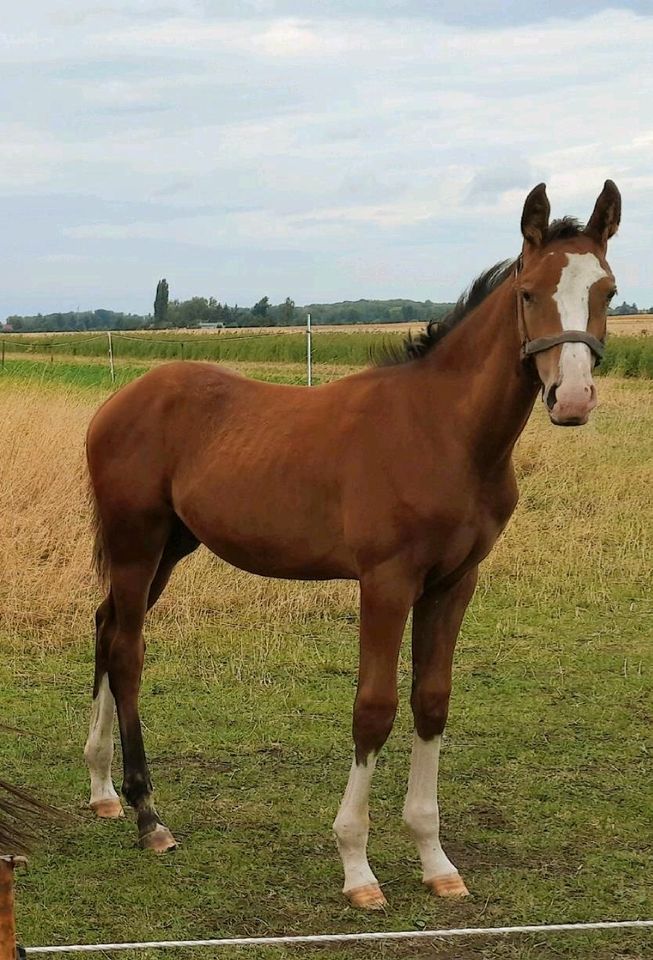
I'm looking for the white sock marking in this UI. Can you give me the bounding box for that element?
[403,733,457,882]
[84,674,120,808]
[333,756,379,892]
[553,252,607,385]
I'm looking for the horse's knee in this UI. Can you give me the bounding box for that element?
[412,687,450,740]
[353,692,398,760]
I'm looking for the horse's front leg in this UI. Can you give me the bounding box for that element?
[333,571,414,910]
[403,567,478,898]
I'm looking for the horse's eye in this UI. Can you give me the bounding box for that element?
[522,291,532,304]
[607,289,617,303]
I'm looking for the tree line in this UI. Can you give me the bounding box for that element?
[3,278,648,334]
[3,279,454,333]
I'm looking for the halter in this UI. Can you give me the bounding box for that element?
[514,255,605,366]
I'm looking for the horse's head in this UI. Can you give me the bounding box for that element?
[517,181,620,426]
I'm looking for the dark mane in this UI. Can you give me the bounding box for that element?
[546,216,584,241]
[379,217,584,366]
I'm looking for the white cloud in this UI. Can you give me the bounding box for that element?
[0,4,651,313]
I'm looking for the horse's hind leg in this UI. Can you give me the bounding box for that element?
[85,515,198,849]
[107,546,178,851]
[84,595,123,818]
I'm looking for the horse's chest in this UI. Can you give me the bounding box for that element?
[417,477,517,574]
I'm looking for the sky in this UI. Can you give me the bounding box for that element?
[1,1,652,317]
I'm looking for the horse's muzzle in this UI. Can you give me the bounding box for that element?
[544,380,597,426]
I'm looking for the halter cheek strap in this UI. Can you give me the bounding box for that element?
[514,257,605,366]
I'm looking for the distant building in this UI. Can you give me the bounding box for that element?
[198,322,225,329]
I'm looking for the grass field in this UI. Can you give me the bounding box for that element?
[0,366,651,959]
[2,326,653,378]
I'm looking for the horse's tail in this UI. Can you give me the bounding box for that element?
[88,475,110,589]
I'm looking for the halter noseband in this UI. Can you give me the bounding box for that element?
[514,256,605,366]
[521,329,605,363]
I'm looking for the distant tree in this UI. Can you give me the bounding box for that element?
[252,296,270,318]
[611,300,639,316]
[154,279,169,327]
[279,297,295,325]
[179,296,210,327]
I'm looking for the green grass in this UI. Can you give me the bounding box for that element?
[1,329,386,366]
[600,335,653,378]
[0,357,150,390]
[3,329,652,376]
[2,589,651,959]
[0,357,339,390]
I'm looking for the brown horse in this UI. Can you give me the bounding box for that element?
[84,182,620,909]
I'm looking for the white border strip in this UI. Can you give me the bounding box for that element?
[25,919,653,954]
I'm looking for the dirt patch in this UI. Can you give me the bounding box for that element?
[468,804,511,831]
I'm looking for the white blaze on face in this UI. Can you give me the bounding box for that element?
[553,252,607,385]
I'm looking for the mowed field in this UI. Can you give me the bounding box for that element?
[0,357,652,959]
[224,315,653,336]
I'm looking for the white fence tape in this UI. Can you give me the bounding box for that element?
[25,919,653,954]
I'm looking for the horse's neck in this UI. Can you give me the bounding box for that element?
[415,280,539,466]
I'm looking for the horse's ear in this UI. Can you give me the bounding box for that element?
[521,183,550,247]
[585,180,621,246]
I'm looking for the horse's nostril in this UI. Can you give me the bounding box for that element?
[546,385,557,411]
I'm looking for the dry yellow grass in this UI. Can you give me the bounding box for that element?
[0,376,650,650]
[312,317,653,335]
[607,314,653,336]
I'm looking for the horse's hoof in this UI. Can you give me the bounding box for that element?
[90,798,124,819]
[346,883,387,910]
[424,872,469,898]
[139,825,177,853]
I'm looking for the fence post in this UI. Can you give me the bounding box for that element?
[107,332,115,385]
[306,312,312,386]
[0,856,25,960]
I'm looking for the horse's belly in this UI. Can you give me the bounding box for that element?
[175,489,355,580]
[198,533,354,581]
